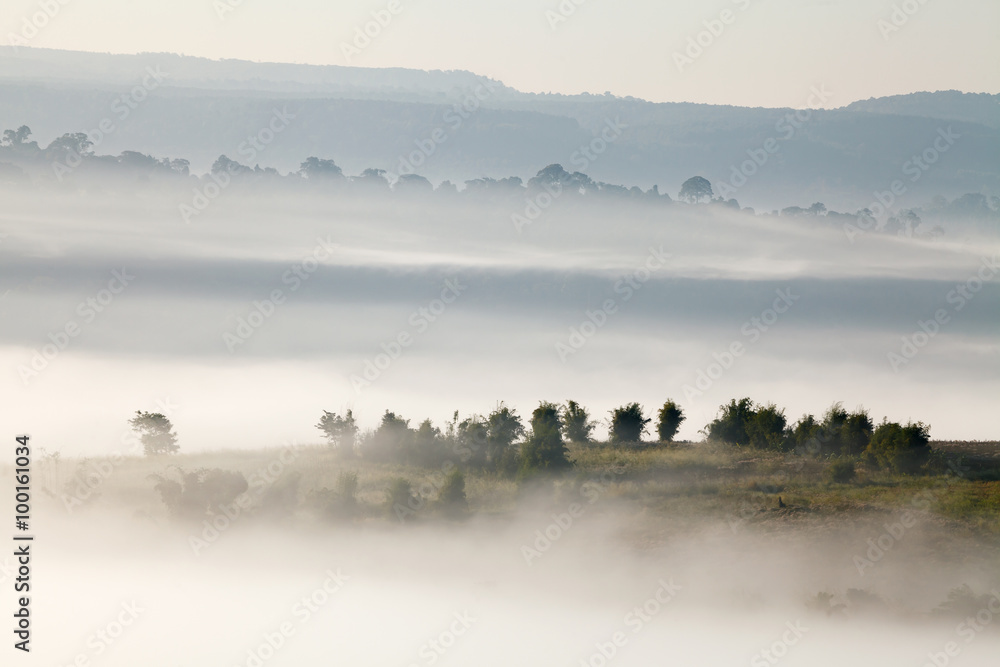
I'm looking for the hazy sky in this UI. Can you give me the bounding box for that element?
[3,0,997,107]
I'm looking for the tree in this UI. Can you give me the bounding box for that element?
[864,421,931,474]
[562,400,595,443]
[486,404,524,472]
[1,125,32,147]
[315,410,358,456]
[678,176,713,204]
[656,400,685,442]
[609,403,650,443]
[705,398,755,446]
[746,403,788,450]
[129,411,179,455]
[394,174,433,193]
[364,411,413,462]
[211,155,252,176]
[46,133,93,160]
[520,402,571,475]
[299,156,344,180]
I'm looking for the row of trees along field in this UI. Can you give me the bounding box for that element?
[131,398,933,477]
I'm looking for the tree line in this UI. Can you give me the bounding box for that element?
[131,397,933,476]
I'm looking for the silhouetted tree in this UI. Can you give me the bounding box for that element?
[656,400,685,442]
[864,421,931,474]
[562,400,595,443]
[299,156,343,179]
[679,176,713,203]
[609,403,650,443]
[705,398,755,446]
[520,402,570,475]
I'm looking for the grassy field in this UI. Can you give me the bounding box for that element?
[31,439,1000,539]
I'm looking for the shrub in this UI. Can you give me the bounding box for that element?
[562,401,595,443]
[746,403,788,450]
[864,421,931,474]
[705,398,755,446]
[656,400,685,442]
[364,411,413,462]
[437,469,468,518]
[149,467,248,520]
[826,458,857,484]
[609,403,650,443]
[519,402,570,477]
[486,404,525,471]
[307,471,360,520]
[385,477,419,522]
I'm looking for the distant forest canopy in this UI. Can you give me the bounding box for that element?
[2,125,997,238]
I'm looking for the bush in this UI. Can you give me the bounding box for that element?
[486,404,524,471]
[705,398,755,446]
[609,403,650,443]
[656,400,685,442]
[864,421,931,474]
[826,458,857,483]
[149,467,248,520]
[437,469,468,519]
[519,402,571,477]
[363,411,413,462]
[308,471,360,520]
[562,401,595,443]
[746,403,788,450]
[385,478,419,522]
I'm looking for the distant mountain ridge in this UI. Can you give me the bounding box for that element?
[0,47,997,211]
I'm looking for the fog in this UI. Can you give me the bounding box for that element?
[1,183,997,455]
[11,482,998,667]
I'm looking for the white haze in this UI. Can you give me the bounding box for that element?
[1,185,998,454]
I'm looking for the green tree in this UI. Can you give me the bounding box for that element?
[610,403,650,443]
[746,403,788,450]
[486,404,524,471]
[129,411,179,455]
[562,400,595,443]
[519,402,570,475]
[705,398,755,446]
[864,421,931,474]
[656,400,685,442]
